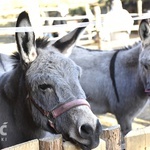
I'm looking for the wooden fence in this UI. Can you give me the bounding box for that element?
[1,134,106,150]
[2,125,150,150]
[125,126,150,150]
[0,10,150,50]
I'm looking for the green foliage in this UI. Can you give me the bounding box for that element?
[69,7,86,16]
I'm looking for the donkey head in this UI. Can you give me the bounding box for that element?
[139,19,150,95]
[15,11,101,149]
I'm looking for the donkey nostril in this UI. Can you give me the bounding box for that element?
[80,124,93,138]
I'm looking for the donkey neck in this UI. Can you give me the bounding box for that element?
[0,65,46,138]
[0,65,25,102]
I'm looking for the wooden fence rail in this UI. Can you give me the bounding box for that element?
[2,125,150,150]
[0,11,150,49]
[125,126,150,150]
[1,135,106,150]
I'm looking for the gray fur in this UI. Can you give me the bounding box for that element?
[70,19,150,136]
[0,11,101,149]
[0,53,14,76]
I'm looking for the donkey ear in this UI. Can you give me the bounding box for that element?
[16,11,37,64]
[139,19,150,42]
[52,26,86,56]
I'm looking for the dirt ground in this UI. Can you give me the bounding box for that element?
[0,32,149,132]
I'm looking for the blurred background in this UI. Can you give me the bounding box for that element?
[0,0,150,50]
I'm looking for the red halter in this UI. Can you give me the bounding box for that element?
[26,94,90,131]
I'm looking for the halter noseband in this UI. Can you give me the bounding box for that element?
[26,94,90,131]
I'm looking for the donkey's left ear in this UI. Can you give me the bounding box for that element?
[16,11,37,64]
[139,19,150,42]
[52,26,86,57]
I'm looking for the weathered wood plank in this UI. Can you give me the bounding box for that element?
[63,139,106,150]
[145,126,150,149]
[2,139,39,150]
[39,134,62,150]
[100,125,121,150]
[125,126,150,150]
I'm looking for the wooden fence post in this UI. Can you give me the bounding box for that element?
[137,0,142,17]
[94,5,101,49]
[23,0,43,38]
[63,141,81,150]
[39,134,63,150]
[125,126,150,150]
[100,125,121,150]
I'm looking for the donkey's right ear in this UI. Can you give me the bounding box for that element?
[16,11,37,65]
[139,19,150,42]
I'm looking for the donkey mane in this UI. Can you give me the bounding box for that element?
[113,41,141,52]
[11,37,50,68]
[36,37,50,48]
[11,51,20,68]
[76,41,141,52]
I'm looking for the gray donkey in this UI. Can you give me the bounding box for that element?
[0,11,101,149]
[70,19,150,136]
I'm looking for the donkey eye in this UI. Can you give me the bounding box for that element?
[38,84,53,90]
